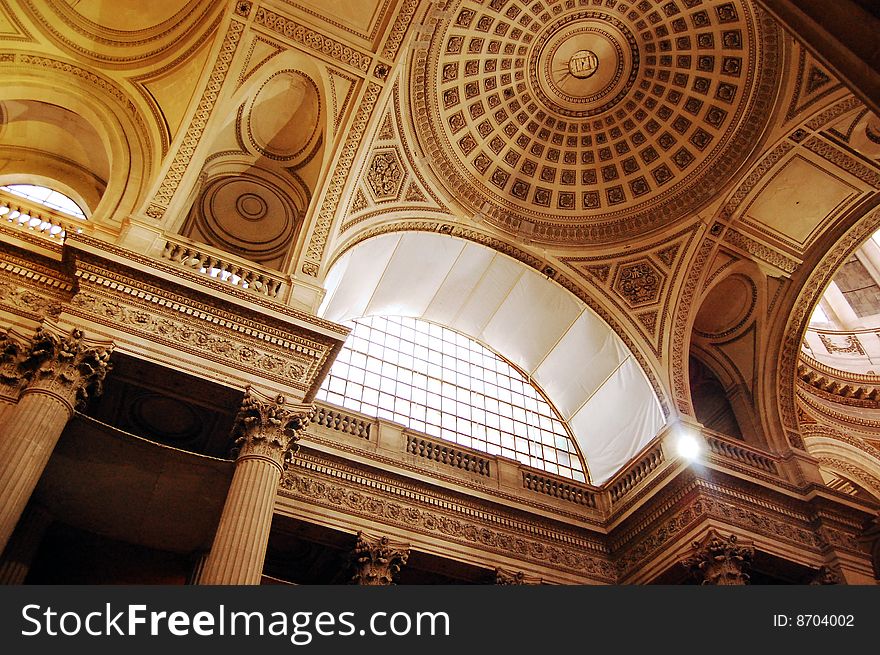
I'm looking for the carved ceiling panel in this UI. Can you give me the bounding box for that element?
[560,227,694,352]
[410,0,781,245]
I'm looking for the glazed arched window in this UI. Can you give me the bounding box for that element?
[0,184,87,219]
[317,315,586,481]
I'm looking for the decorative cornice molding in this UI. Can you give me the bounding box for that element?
[252,7,371,73]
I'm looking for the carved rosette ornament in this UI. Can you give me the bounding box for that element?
[18,327,113,411]
[681,530,754,585]
[232,387,314,471]
[350,532,410,586]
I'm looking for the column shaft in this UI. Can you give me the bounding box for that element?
[0,391,71,554]
[0,504,52,585]
[198,457,280,585]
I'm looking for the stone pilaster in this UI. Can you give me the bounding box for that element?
[681,529,754,585]
[199,388,312,585]
[350,532,410,585]
[0,326,112,554]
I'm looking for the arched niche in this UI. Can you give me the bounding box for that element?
[0,70,156,228]
[319,230,666,484]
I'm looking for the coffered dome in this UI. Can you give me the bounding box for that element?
[412,0,780,245]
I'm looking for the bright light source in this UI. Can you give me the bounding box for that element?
[676,430,702,461]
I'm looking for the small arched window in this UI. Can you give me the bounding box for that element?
[317,316,586,481]
[0,184,87,219]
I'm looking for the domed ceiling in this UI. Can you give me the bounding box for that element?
[412,0,780,245]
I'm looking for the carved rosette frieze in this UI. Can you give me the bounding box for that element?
[17,327,113,411]
[681,529,754,585]
[232,387,313,471]
[349,532,410,586]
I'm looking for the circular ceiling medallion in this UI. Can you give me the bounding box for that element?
[568,50,599,79]
[411,0,780,245]
[236,193,268,221]
[194,174,299,262]
[530,13,638,118]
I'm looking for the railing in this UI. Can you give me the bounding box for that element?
[0,189,87,244]
[307,401,790,518]
[522,471,597,507]
[608,442,665,504]
[406,433,492,477]
[704,430,779,475]
[161,236,289,300]
[312,404,372,440]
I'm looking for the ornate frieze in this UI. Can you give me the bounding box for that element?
[681,529,754,585]
[232,387,313,470]
[349,532,410,586]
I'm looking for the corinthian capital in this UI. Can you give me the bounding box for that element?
[232,386,313,469]
[350,532,410,585]
[681,529,754,585]
[18,326,113,410]
[0,328,27,398]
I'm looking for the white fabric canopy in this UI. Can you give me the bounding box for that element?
[319,232,665,483]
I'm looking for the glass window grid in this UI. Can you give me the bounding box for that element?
[0,184,86,219]
[317,316,585,481]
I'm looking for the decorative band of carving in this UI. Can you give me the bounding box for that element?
[608,443,664,504]
[312,403,372,440]
[405,433,491,477]
[522,471,597,507]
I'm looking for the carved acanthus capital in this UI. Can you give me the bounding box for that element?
[232,386,313,469]
[494,567,543,585]
[350,532,410,586]
[18,326,113,410]
[681,529,754,585]
[0,328,27,398]
[808,565,841,585]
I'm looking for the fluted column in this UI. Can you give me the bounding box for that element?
[0,504,52,585]
[349,532,410,585]
[199,388,312,585]
[681,529,754,585]
[0,327,112,554]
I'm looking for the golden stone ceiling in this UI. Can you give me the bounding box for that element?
[413,0,780,245]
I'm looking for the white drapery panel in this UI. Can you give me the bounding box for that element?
[319,232,665,483]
